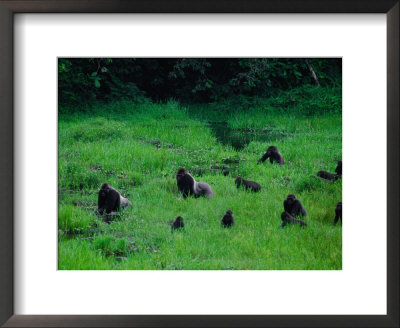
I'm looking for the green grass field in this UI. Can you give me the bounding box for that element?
[58,99,342,270]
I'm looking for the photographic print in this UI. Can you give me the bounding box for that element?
[58,58,342,270]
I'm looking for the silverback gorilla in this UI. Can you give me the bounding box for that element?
[176,168,214,198]
[235,177,261,192]
[258,146,285,164]
[97,183,132,214]
[281,211,308,228]
[283,194,307,217]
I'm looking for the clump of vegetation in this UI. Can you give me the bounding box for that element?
[93,236,129,257]
[58,205,97,235]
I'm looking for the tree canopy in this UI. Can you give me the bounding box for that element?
[58,58,341,107]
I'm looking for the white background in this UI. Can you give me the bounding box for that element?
[14,14,387,315]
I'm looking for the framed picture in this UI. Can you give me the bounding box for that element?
[0,1,398,327]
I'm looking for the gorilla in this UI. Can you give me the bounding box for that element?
[281,211,308,228]
[176,168,214,198]
[258,146,285,164]
[235,177,261,192]
[221,209,234,228]
[283,194,307,217]
[335,160,342,176]
[97,183,132,215]
[317,170,340,181]
[334,202,342,225]
[171,216,185,231]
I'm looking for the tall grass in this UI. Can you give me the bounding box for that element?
[58,95,342,270]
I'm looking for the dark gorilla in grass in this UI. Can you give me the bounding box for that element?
[283,194,307,217]
[334,202,342,225]
[235,177,261,192]
[176,168,214,198]
[258,146,285,164]
[97,183,132,215]
[317,170,340,181]
[281,212,308,228]
[221,209,234,228]
[171,216,184,231]
[335,160,342,176]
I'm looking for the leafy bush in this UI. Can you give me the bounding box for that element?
[93,236,128,257]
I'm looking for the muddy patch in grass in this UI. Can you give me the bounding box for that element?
[137,137,179,150]
[188,156,242,177]
[59,227,100,239]
[148,139,162,149]
[222,158,240,164]
[208,121,290,150]
[190,166,238,177]
[72,199,96,208]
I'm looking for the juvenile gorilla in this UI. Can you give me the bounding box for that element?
[258,146,285,164]
[97,183,132,215]
[235,177,261,192]
[283,194,307,217]
[171,216,185,231]
[317,170,340,181]
[281,211,308,228]
[176,168,214,198]
[221,209,234,228]
[335,160,342,176]
[334,202,342,225]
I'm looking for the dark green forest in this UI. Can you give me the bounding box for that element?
[59,58,341,108]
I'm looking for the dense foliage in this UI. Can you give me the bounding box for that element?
[59,58,341,108]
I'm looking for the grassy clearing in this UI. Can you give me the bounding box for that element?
[58,98,342,270]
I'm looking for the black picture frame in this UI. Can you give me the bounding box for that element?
[0,1,398,327]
